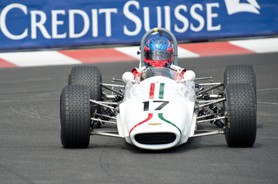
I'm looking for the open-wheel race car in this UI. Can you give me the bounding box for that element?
[60,28,257,150]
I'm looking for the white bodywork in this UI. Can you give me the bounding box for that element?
[117,69,197,150]
[61,28,252,150]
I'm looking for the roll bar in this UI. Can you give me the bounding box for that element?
[140,28,178,68]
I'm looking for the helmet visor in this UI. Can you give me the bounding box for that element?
[148,50,172,61]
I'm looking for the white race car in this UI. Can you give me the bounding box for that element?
[60,28,257,150]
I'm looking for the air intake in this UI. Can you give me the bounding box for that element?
[135,133,176,145]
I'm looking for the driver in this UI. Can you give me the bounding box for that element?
[132,36,186,80]
[144,36,174,68]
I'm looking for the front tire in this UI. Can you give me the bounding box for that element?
[60,85,91,148]
[224,83,257,147]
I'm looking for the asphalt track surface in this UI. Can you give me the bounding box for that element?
[0,53,277,184]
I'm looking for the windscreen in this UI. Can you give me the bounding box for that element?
[141,67,177,80]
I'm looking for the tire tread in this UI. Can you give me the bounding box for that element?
[69,66,102,100]
[225,83,257,147]
[224,65,256,90]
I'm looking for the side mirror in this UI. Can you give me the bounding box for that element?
[122,72,135,83]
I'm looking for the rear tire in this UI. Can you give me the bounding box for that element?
[68,66,102,128]
[224,65,256,90]
[224,83,257,147]
[69,66,102,101]
[60,85,91,148]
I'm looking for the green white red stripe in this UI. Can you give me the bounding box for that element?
[149,83,155,99]
[129,82,181,137]
[129,113,153,135]
[158,113,182,136]
[159,83,165,99]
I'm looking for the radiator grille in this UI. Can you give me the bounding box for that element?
[135,133,176,145]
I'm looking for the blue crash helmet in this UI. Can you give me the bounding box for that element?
[144,36,173,67]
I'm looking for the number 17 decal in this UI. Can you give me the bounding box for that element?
[143,100,169,111]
